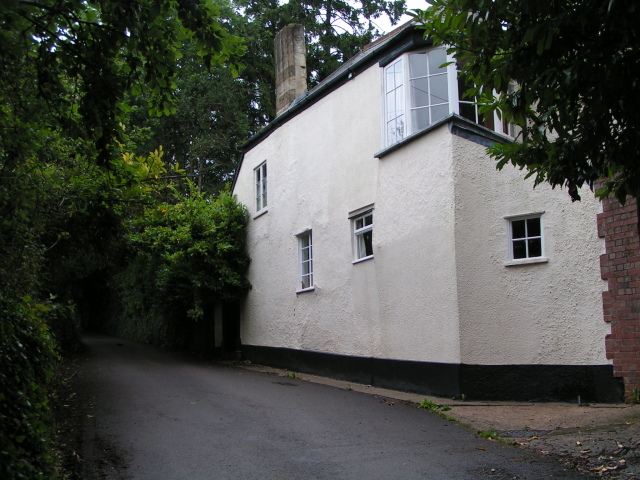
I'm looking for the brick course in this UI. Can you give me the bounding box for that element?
[598,194,640,400]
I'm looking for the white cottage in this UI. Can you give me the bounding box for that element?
[231,23,622,401]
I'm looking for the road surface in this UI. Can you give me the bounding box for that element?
[70,333,584,479]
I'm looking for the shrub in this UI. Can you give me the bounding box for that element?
[0,294,58,480]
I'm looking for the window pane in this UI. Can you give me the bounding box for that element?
[363,214,373,227]
[388,117,405,145]
[429,74,449,105]
[395,87,405,117]
[528,239,542,258]
[262,178,267,206]
[357,235,366,258]
[355,218,363,230]
[482,112,495,131]
[409,53,429,79]
[512,219,526,239]
[458,75,473,102]
[411,78,429,108]
[394,61,403,90]
[410,77,429,108]
[430,104,449,123]
[386,120,397,145]
[301,261,310,275]
[386,91,397,121]
[411,107,430,133]
[513,240,527,259]
[301,247,310,262]
[357,232,373,259]
[363,230,373,257]
[386,65,396,91]
[527,218,541,237]
[459,102,476,122]
[428,48,447,74]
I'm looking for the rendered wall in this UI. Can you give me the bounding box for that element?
[235,65,461,364]
[234,57,611,377]
[451,134,611,366]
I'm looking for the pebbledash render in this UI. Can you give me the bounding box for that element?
[231,23,624,401]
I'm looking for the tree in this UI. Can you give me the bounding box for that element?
[131,1,408,193]
[1,1,244,476]
[414,0,640,204]
[0,0,244,166]
[129,40,255,194]
[236,0,407,122]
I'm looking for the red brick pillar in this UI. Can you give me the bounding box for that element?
[598,195,640,401]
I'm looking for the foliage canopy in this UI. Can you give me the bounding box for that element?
[1,1,245,476]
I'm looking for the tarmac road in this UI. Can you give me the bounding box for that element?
[73,333,587,480]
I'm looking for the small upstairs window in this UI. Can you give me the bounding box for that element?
[255,162,267,212]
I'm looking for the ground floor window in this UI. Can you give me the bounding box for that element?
[353,212,373,261]
[509,215,543,260]
[298,231,313,291]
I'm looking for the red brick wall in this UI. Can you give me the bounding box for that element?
[598,195,640,400]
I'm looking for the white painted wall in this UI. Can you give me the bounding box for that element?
[235,66,386,358]
[373,125,461,363]
[234,56,610,367]
[451,135,610,365]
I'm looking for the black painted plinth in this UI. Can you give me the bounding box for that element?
[241,345,624,402]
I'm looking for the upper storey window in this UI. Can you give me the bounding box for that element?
[384,48,450,147]
[383,47,517,148]
[255,161,267,212]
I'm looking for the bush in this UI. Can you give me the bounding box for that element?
[0,294,58,480]
[107,186,251,351]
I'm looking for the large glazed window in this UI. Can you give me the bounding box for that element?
[384,58,405,146]
[298,231,313,291]
[383,47,519,148]
[255,162,267,212]
[384,47,449,147]
[408,48,449,134]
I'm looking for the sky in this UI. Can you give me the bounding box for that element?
[372,0,430,34]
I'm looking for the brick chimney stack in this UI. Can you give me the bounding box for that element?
[275,24,307,116]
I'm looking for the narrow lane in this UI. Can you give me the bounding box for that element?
[75,333,584,479]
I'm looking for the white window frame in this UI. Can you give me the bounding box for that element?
[352,212,373,263]
[457,76,520,139]
[504,212,548,266]
[254,161,267,213]
[383,47,456,147]
[382,48,519,148]
[297,230,314,292]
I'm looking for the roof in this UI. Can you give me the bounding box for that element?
[240,21,431,154]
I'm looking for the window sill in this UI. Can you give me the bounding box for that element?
[296,287,315,294]
[254,208,268,220]
[504,257,548,267]
[352,255,374,265]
